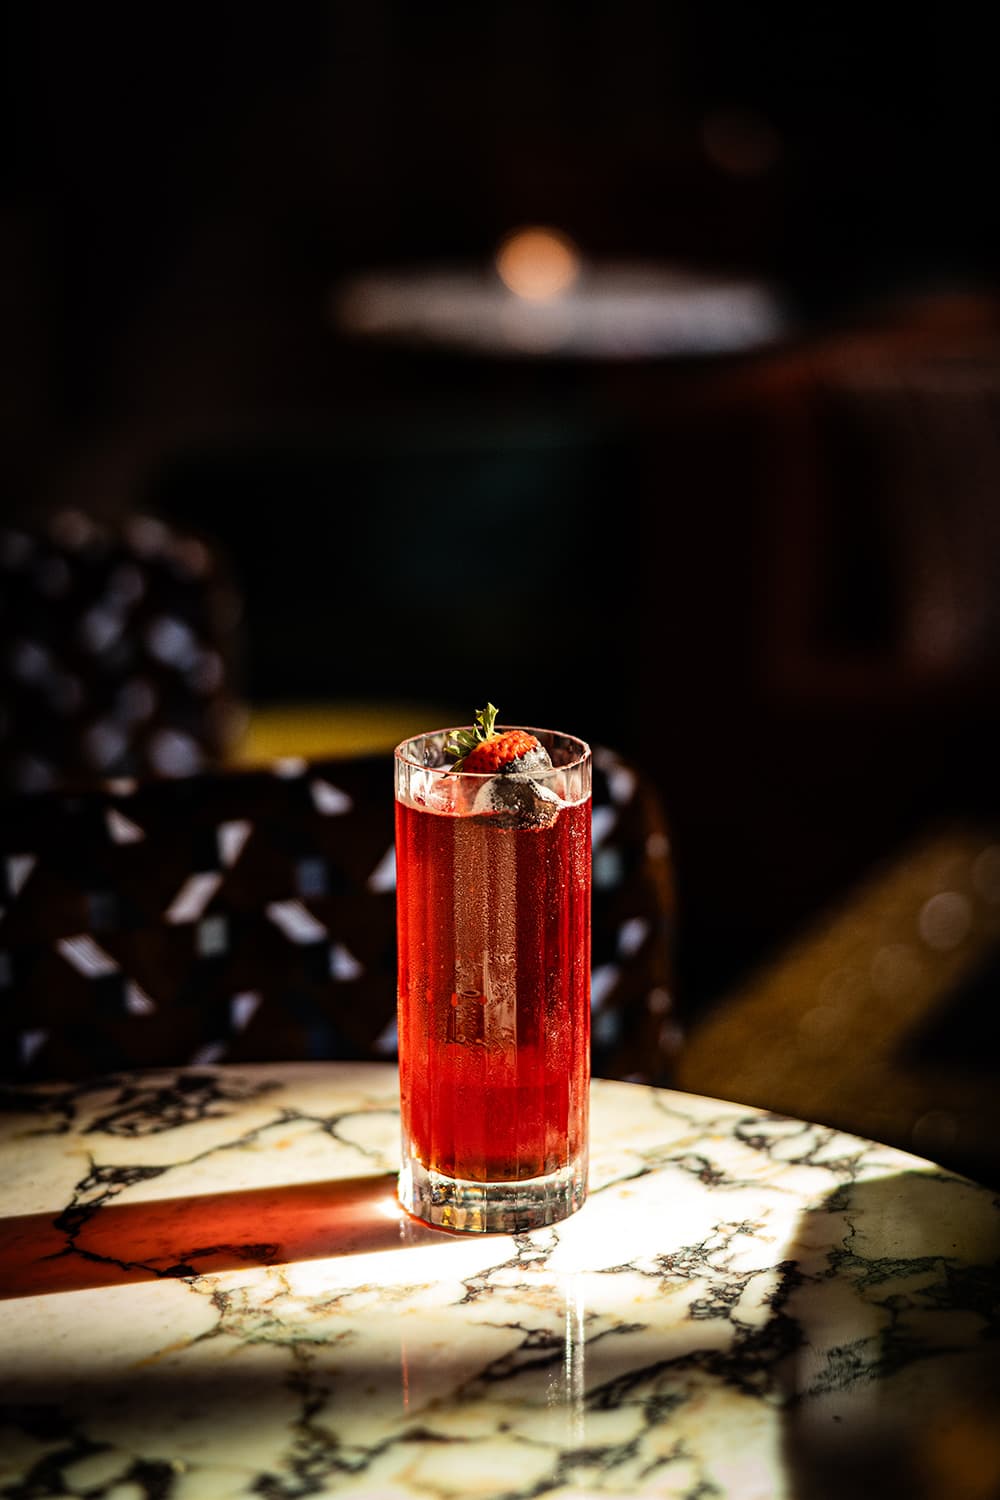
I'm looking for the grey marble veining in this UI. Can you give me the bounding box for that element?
[0,1063,998,1500]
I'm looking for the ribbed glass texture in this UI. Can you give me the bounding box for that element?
[394,727,591,1231]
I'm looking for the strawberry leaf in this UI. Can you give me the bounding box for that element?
[446,702,499,770]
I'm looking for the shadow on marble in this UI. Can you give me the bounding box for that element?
[0,1173,468,1299]
[778,1171,1000,1500]
[1,1159,999,1499]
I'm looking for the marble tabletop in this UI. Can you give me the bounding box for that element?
[1,1063,998,1500]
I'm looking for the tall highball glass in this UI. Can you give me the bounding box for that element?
[394,726,591,1232]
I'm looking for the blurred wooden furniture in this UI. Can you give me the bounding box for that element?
[228,699,464,764]
[631,291,1000,1012]
[677,821,1000,1188]
[664,298,1000,1185]
[751,297,1000,712]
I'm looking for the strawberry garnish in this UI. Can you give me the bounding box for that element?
[446,703,544,774]
[461,728,542,774]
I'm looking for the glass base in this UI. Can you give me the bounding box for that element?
[399,1155,587,1233]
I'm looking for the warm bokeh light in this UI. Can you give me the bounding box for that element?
[495,226,581,301]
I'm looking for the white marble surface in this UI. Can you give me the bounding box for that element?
[1,1063,998,1500]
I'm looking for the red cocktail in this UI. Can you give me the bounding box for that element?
[395,721,591,1231]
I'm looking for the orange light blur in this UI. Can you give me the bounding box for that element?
[495,226,581,301]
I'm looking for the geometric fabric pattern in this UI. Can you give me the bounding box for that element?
[0,509,243,794]
[0,748,677,1084]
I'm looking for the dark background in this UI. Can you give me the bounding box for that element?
[3,2,999,1021]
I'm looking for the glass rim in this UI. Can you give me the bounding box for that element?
[394,725,591,777]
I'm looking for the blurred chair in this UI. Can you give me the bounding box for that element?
[632,290,1000,1012]
[0,746,677,1084]
[676,820,1000,1188]
[634,292,1000,1185]
[0,509,244,793]
[754,313,1000,714]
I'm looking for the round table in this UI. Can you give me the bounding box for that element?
[1,1064,998,1499]
[332,263,789,360]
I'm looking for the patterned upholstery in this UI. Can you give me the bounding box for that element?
[0,748,677,1084]
[0,509,242,793]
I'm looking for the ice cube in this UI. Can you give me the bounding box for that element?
[499,742,552,778]
[471,771,562,829]
[407,768,458,813]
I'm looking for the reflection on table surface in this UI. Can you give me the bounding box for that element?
[1,1063,998,1500]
